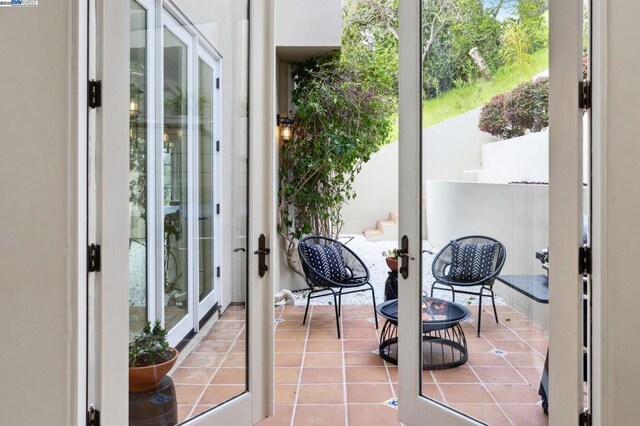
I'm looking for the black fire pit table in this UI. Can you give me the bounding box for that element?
[377,296,472,370]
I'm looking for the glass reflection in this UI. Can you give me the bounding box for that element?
[163,28,189,332]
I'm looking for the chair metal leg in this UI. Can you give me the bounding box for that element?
[331,290,341,338]
[368,283,379,329]
[337,289,343,317]
[489,288,499,323]
[477,292,483,337]
[430,282,435,297]
[303,290,312,325]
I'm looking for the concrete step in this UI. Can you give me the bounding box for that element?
[363,211,399,242]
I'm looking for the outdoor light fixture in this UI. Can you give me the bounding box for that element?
[130,100,139,116]
[277,114,293,142]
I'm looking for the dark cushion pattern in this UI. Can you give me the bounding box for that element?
[300,243,349,282]
[448,241,499,282]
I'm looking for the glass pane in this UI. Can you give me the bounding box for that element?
[198,59,215,303]
[163,28,189,331]
[129,0,148,338]
[419,1,551,423]
[127,2,249,422]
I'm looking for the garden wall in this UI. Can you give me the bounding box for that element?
[342,107,495,234]
[425,180,551,328]
[474,130,549,184]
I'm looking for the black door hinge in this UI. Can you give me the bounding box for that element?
[88,244,101,273]
[88,80,102,109]
[579,80,591,110]
[216,140,220,152]
[579,245,592,275]
[216,77,220,89]
[216,266,221,278]
[579,410,592,426]
[87,406,100,426]
[216,203,221,215]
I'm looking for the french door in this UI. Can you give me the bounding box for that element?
[92,0,274,424]
[397,0,590,425]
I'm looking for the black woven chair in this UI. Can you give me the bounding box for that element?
[430,236,506,337]
[298,236,379,338]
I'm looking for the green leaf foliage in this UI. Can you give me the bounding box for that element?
[278,52,394,274]
[478,77,548,139]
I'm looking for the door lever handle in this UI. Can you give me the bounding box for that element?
[399,235,413,279]
[254,234,270,277]
[233,248,246,253]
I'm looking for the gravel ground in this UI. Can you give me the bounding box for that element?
[129,233,506,309]
[291,234,506,307]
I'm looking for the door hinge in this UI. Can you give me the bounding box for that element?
[579,410,592,426]
[216,266,221,278]
[579,80,591,110]
[216,140,220,152]
[579,245,592,275]
[216,203,221,215]
[216,77,220,89]
[87,406,100,426]
[88,80,102,109]
[88,244,101,273]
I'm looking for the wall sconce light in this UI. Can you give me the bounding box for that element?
[277,114,293,142]
[130,100,139,116]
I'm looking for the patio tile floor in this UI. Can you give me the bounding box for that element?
[173,303,549,425]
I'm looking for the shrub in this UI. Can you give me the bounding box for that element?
[478,77,548,139]
[478,94,510,138]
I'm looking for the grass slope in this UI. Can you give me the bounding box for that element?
[422,48,549,128]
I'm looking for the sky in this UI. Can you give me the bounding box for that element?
[483,0,519,21]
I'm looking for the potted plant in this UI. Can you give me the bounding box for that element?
[129,320,179,392]
[382,249,399,272]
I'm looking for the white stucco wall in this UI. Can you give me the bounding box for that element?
[275,0,342,49]
[478,131,550,184]
[342,107,497,233]
[0,3,76,424]
[425,181,550,276]
[342,141,399,234]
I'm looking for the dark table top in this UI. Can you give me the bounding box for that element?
[496,274,549,304]
[377,297,472,332]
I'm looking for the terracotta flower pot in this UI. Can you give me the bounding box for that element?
[129,348,179,392]
[385,257,398,272]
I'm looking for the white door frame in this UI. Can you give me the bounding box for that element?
[397,0,586,424]
[93,0,274,424]
[195,47,223,324]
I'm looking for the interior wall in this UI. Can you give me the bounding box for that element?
[0,3,76,425]
[595,0,640,423]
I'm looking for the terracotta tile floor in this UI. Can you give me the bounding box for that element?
[173,303,549,425]
[260,303,549,426]
[170,305,247,423]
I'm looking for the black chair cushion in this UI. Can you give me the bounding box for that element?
[448,240,499,282]
[300,243,349,282]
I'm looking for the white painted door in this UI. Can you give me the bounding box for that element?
[397,0,588,424]
[92,0,274,424]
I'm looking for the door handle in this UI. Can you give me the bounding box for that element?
[399,235,414,279]
[253,234,270,277]
[233,248,246,253]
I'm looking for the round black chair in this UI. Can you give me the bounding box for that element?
[430,236,506,337]
[298,235,379,338]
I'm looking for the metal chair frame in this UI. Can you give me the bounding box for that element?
[298,235,379,338]
[430,236,506,337]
